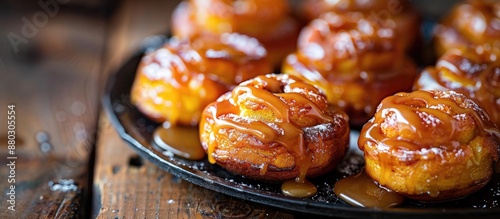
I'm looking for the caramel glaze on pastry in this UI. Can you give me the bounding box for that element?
[131,33,272,126]
[301,0,420,52]
[434,0,500,59]
[414,48,500,127]
[359,90,500,201]
[283,12,417,126]
[199,74,350,182]
[172,0,300,66]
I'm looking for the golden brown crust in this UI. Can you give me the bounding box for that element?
[199,74,350,182]
[359,90,500,201]
[301,0,420,51]
[434,0,500,58]
[171,0,300,66]
[414,48,500,127]
[283,12,417,126]
[130,33,272,126]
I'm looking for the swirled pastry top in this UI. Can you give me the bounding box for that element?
[297,12,404,77]
[204,74,334,159]
[359,90,499,162]
[303,0,414,19]
[202,74,344,183]
[415,49,500,126]
[141,33,270,88]
[190,0,292,39]
[435,0,500,59]
[443,0,500,45]
[130,33,272,125]
[301,0,419,52]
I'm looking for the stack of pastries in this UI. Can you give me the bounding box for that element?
[172,0,300,66]
[128,0,500,202]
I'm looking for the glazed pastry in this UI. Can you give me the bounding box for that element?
[199,74,350,182]
[301,0,420,51]
[282,12,417,126]
[172,0,300,66]
[359,90,500,201]
[131,33,272,126]
[414,48,500,127]
[434,0,500,59]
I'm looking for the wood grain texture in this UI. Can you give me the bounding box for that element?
[93,116,295,219]
[0,3,106,217]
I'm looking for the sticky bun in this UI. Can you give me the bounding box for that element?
[199,74,350,181]
[172,0,300,66]
[434,0,500,58]
[282,12,417,126]
[301,0,420,51]
[359,90,500,201]
[414,48,500,127]
[131,33,272,126]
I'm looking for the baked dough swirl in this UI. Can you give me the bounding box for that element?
[359,90,500,201]
[172,0,300,66]
[414,48,500,127]
[200,74,350,181]
[131,33,272,126]
[283,12,417,126]
[434,0,500,59]
[301,0,420,51]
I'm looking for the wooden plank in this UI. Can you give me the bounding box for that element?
[0,5,106,218]
[92,116,295,218]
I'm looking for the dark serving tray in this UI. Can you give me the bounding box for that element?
[102,36,500,219]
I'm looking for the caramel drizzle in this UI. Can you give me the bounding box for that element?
[453,0,500,42]
[359,90,499,160]
[415,51,500,126]
[206,75,332,182]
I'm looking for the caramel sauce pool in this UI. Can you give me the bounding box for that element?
[334,170,405,208]
[153,125,206,160]
[281,179,317,198]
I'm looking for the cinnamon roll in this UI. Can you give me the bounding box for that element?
[172,0,300,66]
[359,90,500,201]
[131,33,272,126]
[199,74,350,181]
[283,12,417,126]
[434,0,500,59]
[301,0,420,51]
[414,48,500,127]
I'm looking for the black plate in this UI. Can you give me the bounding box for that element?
[102,37,500,219]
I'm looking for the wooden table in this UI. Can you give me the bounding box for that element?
[1,1,107,218]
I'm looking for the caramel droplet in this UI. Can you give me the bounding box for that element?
[281,179,317,198]
[153,125,206,160]
[334,170,405,208]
